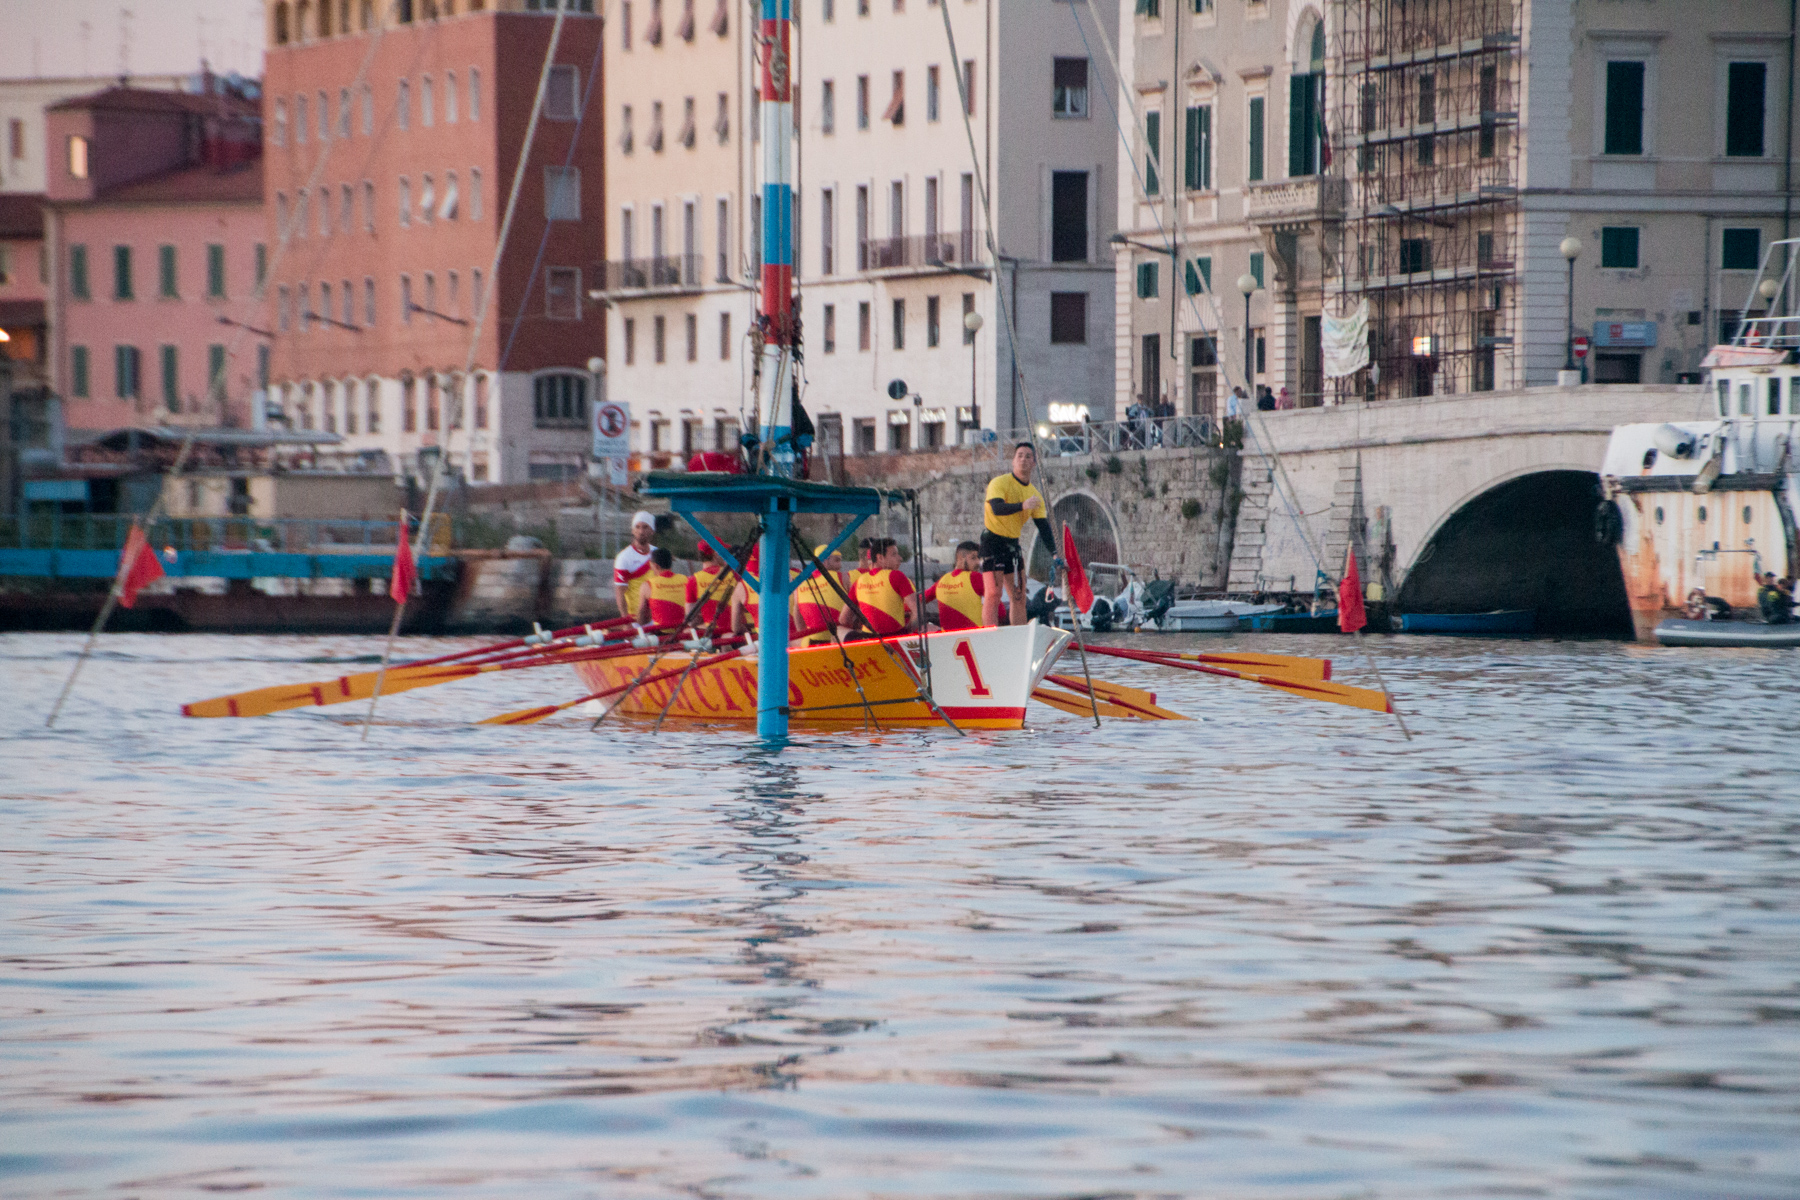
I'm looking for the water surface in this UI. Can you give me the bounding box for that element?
[2,632,1797,1198]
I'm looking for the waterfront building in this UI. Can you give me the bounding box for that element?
[0,193,47,387]
[601,0,1121,461]
[1113,0,1799,410]
[260,0,605,485]
[0,74,188,196]
[42,83,269,434]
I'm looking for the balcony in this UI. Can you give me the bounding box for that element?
[857,232,981,275]
[1245,177,1347,229]
[594,255,705,295]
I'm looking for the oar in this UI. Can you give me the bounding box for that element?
[1031,686,1148,721]
[1104,646,1332,681]
[182,622,681,718]
[1083,645,1392,713]
[1044,674,1189,720]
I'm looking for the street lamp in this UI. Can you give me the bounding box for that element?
[1237,272,1259,402]
[1560,236,1582,372]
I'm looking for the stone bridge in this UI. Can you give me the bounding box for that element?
[1228,384,1709,633]
[841,384,1706,634]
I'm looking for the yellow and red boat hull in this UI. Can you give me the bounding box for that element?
[573,623,1072,729]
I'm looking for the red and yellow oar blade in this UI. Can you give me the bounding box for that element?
[1044,674,1189,720]
[1191,650,1331,681]
[1229,668,1390,713]
[181,662,481,718]
[481,702,568,726]
[1032,686,1144,721]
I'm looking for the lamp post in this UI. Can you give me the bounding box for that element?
[1237,272,1259,400]
[964,310,983,438]
[1560,236,1582,372]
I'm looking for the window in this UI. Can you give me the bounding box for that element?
[400,275,412,323]
[653,314,666,362]
[319,185,332,235]
[469,70,481,121]
[71,345,90,397]
[822,304,836,353]
[546,65,579,119]
[855,419,876,454]
[67,133,89,179]
[161,345,180,411]
[1136,0,1160,17]
[1185,255,1211,295]
[1249,251,1264,287]
[401,376,416,432]
[398,177,411,226]
[69,244,89,300]
[856,184,869,269]
[364,276,375,325]
[473,375,488,429]
[1603,61,1645,155]
[892,298,905,349]
[683,312,697,361]
[1137,261,1158,299]
[858,301,872,350]
[115,344,141,400]
[857,75,870,129]
[624,317,636,364]
[470,170,482,220]
[1184,104,1211,190]
[256,243,268,292]
[927,295,941,347]
[418,177,434,225]
[1144,111,1161,194]
[820,188,835,274]
[339,87,350,138]
[885,71,903,124]
[1050,292,1086,344]
[471,270,482,317]
[962,292,976,344]
[1247,95,1265,182]
[114,245,134,300]
[1399,237,1431,274]
[278,285,291,332]
[1722,227,1761,271]
[623,0,633,47]
[533,374,588,426]
[928,66,940,122]
[1140,333,1160,405]
[1601,226,1640,269]
[1726,62,1766,157]
[361,84,373,134]
[341,183,354,231]
[545,266,580,319]
[274,100,288,146]
[715,197,730,280]
[822,80,835,134]
[963,60,976,115]
[1053,58,1088,118]
[720,312,732,360]
[397,80,410,131]
[545,166,581,220]
[445,72,458,123]
[296,95,308,143]
[1289,74,1323,176]
[823,0,834,20]
[1050,170,1088,262]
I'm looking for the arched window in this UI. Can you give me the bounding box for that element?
[296,0,312,41]
[533,373,589,427]
[274,2,292,45]
[1289,11,1326,177]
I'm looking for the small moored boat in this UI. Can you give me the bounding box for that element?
[1398,609,1536,635]
[1653,618,1800,648]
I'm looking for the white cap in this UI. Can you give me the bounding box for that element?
[632,511,656,529]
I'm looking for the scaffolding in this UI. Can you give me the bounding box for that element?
[1329,0,1523,402]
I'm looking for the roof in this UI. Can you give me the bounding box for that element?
[71,425,345,451]
[48,85,258,120]
[640,470,889,515]
[0,194,45,240]
[99,158,263,206]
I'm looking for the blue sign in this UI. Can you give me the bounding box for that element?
[1592,321,1658,348]
[22,480,88,502]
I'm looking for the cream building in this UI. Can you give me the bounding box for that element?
[603,0,1122,460]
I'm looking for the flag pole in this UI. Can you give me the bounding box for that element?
[1338,546,1409,740]
[44,529,141,728]
[361,509,415,741]
[1057,524,1101,728]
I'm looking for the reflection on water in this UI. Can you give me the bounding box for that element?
[2,632,1798,1198]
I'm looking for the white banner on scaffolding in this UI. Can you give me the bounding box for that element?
[1323,300,1371,378]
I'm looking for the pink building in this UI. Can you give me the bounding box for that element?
[42,85,269,433]
[0,193,47,383]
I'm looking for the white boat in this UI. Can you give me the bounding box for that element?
[1159,599,1287,632]
[1599,239,1800,642]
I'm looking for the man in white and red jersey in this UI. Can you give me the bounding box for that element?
[613,511,658,619]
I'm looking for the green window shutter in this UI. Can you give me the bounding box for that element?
[207,244,226,298]
[115,345,130,398]
[1720,227,1760,271]
[71,345,89,397]
[161,344,180,411]
[1725,62,1766,157]
[1144,111,1161,195]
[1248,96,1264,182]
[1603,61,1644,155]
[1288,74,1320,177]
[1196,256,1211,292]
[114,245,133,300]
[159,244,178,297]
[70,245,89,299]
[1184,106,1211,191]
[255,243,268,292]
[1600,226,1640,269]
[1137,260,1158,299]
[208,344,227,399]
[1250,251,1265,288]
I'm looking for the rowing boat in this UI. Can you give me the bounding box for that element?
[574,622,1074,729]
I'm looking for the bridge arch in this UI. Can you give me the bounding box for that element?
[1026,489,1122,579]
[1396,467,1632,636]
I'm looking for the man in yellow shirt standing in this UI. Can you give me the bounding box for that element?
[981,442,1058,627]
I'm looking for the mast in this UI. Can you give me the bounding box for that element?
[755,0,796,477]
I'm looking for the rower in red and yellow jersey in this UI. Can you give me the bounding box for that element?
[923,540,986,631]
[636,546,697,630]
[844,536,917,637]
[691,540,738,633]
[793,543,851,643]
[727,548,764,636]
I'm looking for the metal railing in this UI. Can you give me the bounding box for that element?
[0,515,452,555]
[858,233,978,273]
[1017,415,1232,456]
[594,254,705,292]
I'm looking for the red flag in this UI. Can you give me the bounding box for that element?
[390,514,417,603]
[1338,547,1367,633]
[1061,524,1094,614]
[117,523,165,609]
